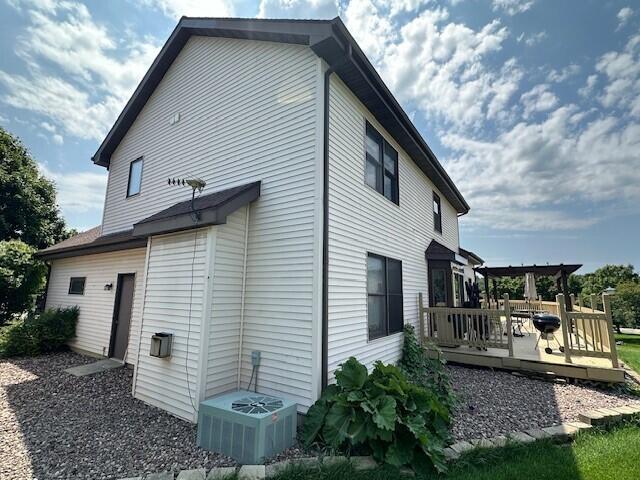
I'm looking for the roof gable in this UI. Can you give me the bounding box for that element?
[92,17,469,214]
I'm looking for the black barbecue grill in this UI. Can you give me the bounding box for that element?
[532,313,565,354]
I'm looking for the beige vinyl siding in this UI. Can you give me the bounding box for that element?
[102,36,321,411]
[45,248,146,363]
[132,230,208,421]
[326,75,460,377]
[205,207,247,397]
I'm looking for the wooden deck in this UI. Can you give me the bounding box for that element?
[430,327,626,383]
[419,294,626,383]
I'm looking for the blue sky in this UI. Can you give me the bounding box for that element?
[1,0,639,273]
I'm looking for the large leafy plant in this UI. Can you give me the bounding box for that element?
[302,357,450,473]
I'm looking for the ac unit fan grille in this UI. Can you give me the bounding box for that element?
[231,396,284,414]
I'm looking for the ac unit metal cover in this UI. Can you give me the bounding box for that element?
[197,390,297,465]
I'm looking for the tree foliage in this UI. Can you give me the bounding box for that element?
[0,239,47,325]
[0,126,67,249]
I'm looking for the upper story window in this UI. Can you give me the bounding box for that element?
[433,192,442,234]
[367,253,403,340]
[127,157,144,197]
[68,277,86,295]
[365,122,399,204]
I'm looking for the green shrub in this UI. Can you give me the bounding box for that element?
[302,357,451,473]
[0,306,78,357]
[0,239,47,325]
[399,324,456,411]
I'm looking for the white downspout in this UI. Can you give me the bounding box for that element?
[236,203,251,390]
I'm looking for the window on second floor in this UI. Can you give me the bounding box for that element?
[365,122,399,204]
[127,157,144,197]
[433,192,442,234]
[367,253,403,340]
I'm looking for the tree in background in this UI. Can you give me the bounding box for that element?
[612,282,640,329]
[580,265,638,298]
[0,240,46,325]
[0,126,71,325]
[0,126,67,249]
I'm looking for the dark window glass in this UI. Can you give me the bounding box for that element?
[433,192,442,233]
[68,277,86,295]
[365,122,399,204]
[127,157,144,197]
[367,253,403,339]
[431,269,447,306]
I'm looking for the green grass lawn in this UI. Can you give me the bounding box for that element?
[616,333,640,373]
[266,423,640,480]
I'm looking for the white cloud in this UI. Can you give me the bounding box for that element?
[492,0,534,16]
[140,0,234,19]
[367,8,518,129]
[38,164,107,214]
[547,64,580,83]
[343,0,396,64]
[596,34,640,116]
[578,74,598,98]
[517,30,546,46]
[520,84,558,117]
[443,106,640,230]
[1,0,161,141]
[617,7,633,30]
[258,0,338,18]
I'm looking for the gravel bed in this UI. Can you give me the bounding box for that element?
[0,352,235,480]
[448,364,640,441]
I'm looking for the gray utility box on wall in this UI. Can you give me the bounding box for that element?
[197,390,297,465]
[150,332,172,358]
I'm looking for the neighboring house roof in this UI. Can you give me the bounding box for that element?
[36,227,147,260]
[91,16,469,215]
[459,247,484,266]
[133,181,261,237]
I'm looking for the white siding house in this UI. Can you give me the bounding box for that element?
[38,17,470,422]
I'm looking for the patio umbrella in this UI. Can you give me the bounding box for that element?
[524,272,537,300]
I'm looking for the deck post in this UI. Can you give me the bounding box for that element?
[590,293,597,312]
[602,294,619,368]
[503,293,513,357]
[557,294,572,363]
[418,292,425,346]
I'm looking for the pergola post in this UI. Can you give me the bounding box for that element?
[560,270,572,312]
[483,272,490,308]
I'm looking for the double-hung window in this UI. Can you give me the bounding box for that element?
[433,192,442,234]
[367,253,403,340]
[365,122,399,204]
[127,157,144,197]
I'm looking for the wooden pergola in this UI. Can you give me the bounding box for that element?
[475,264,582,311]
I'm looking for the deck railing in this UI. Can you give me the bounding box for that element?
[419,293,514,357]
[419,292,619,369]
[557,293,618,368]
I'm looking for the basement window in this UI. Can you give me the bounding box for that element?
[127,157,144,197]
[68,277,86,295]
[367,253,403,340]
[365,122,399,204]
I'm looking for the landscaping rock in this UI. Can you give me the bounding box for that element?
[206,467,237,479]
[443,448,460,461]
[490,435,508,447]
[524,428,551,440]
[542,424,580,442]
[264,461,289,478]
[507,432,535,444]
[469,438,494,448]
[448,365,640,441]
[322,455,348,467]
[238,465,265,480]
[177,468,207,480]
[146,473,174,480]
[0,352,236,480]
[449,441,474,454]
[351,456,377,470]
